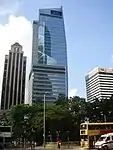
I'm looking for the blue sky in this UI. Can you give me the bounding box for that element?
[0,0,113,98]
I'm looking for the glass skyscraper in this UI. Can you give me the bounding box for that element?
[29,7,68,104]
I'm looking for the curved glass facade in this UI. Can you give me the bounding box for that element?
[29,7,68,103]
[39,8,67,68]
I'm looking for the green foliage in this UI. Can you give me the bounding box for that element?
[87,96,113,122]
[7,96,87,142]
[4,95,113,144]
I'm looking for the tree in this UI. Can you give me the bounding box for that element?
[69,96,87,123]
[0,110,11,126]
[8,104,45,146]
[45,104,74,141]
[88,98,102,122]
[9,104,35,143]
[100,96,113,122]
[86,96,113,123]
[7,96,88,144]
[54,94,68,105]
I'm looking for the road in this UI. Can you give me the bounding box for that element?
[6,148,96,150]
[31,147,95,150]
[6,146,97,150]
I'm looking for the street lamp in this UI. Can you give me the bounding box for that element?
[43,92,48,148]
[23,115,28,149]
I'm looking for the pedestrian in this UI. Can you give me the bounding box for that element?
[34,142,36,149]
[57,137,61,149]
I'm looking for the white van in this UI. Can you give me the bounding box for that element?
[95,133,113,149]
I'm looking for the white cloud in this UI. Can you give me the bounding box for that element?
[68,88,78,98]
[0,0,23,16]
[0,15,32,103]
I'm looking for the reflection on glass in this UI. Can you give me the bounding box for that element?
[31,8,68,103]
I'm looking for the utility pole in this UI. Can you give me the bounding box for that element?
[43,94,46,148]
[43,92,48,148]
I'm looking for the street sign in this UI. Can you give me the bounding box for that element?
[0,132,12,137]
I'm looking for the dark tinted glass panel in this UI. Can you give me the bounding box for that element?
[22,93,25,103]
[99,72,113,75]
[106,137,110,141]
[33,65,65,70]
[4,64,7,70]
[4,71,6,77]
[88,124,113,130]
[18,54,23,104]
[14,53,19,105]
[9,53,15,108]
[51,10,62,16]
[1,71,7,109]
[5,59,8,64]
[21,59,26,103]
[5,53,12,109]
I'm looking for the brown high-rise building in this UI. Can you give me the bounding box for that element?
[1,42,26,110]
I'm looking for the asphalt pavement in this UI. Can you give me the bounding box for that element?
[6,146,97,150]
[29,146,89,150]
[34,146,96,150]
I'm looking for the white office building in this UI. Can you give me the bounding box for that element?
[85,67,113,102]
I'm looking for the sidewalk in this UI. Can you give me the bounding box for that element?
[6,146,84,150]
